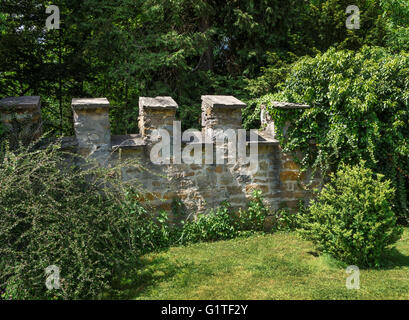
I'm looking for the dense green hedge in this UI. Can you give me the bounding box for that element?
[299,162,402,267]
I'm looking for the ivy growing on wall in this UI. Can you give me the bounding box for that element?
[262,47,409,223]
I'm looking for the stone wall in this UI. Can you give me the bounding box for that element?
[0,95,321,220]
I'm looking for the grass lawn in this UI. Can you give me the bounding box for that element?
[111,228,409,300]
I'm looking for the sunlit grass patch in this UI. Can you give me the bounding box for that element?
[110,229,409,300]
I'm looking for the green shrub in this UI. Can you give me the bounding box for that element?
[238,190,269,232]
[270,208,301,232]
[119,191,175,254]
[381,0,409,52]
[299,161,403,267]
[178,191,272,245]
[179,202,240,244]
[0,139,156,299]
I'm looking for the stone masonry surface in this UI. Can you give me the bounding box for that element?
[0,95,322,222]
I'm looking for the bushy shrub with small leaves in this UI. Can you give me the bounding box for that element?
[0,139,160,299]
[299,161,403,267]
[238,190,269,232]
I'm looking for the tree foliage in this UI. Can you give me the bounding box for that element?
[1,0,396,135]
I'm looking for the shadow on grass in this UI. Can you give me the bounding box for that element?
[306,248,409,270]
[107,255,177,300]
[108,250,206,300]
[335,247,409,271]
[307,251,319,257]
[378,248,409,270]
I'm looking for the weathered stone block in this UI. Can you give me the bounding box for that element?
[281,200,302,211]
[214,165,223,173]
[72,98,111,155]
[201,95,245,135]
[259,161,269,171]
[163,191,177,200]
[280,171,301,182]
[0,96,43,143]
[281,190,306,199]
[229,195,247,205]
[282,160,300,170]
[183,171,195,177]
[145,192,161,201]
[139,97,178,139]
[245,184,269,194]
[190,164,202,170]
[227,185,243,195]
[196,173,216,189]
[219,174,234,185]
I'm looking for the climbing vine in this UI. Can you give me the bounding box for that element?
[262,47,409,223]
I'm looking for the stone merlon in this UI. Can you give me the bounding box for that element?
[138,96,178,139]
[71,98,111,155]
[260,102,311,139]
[0,96,43,142]
[201,95,246,136]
